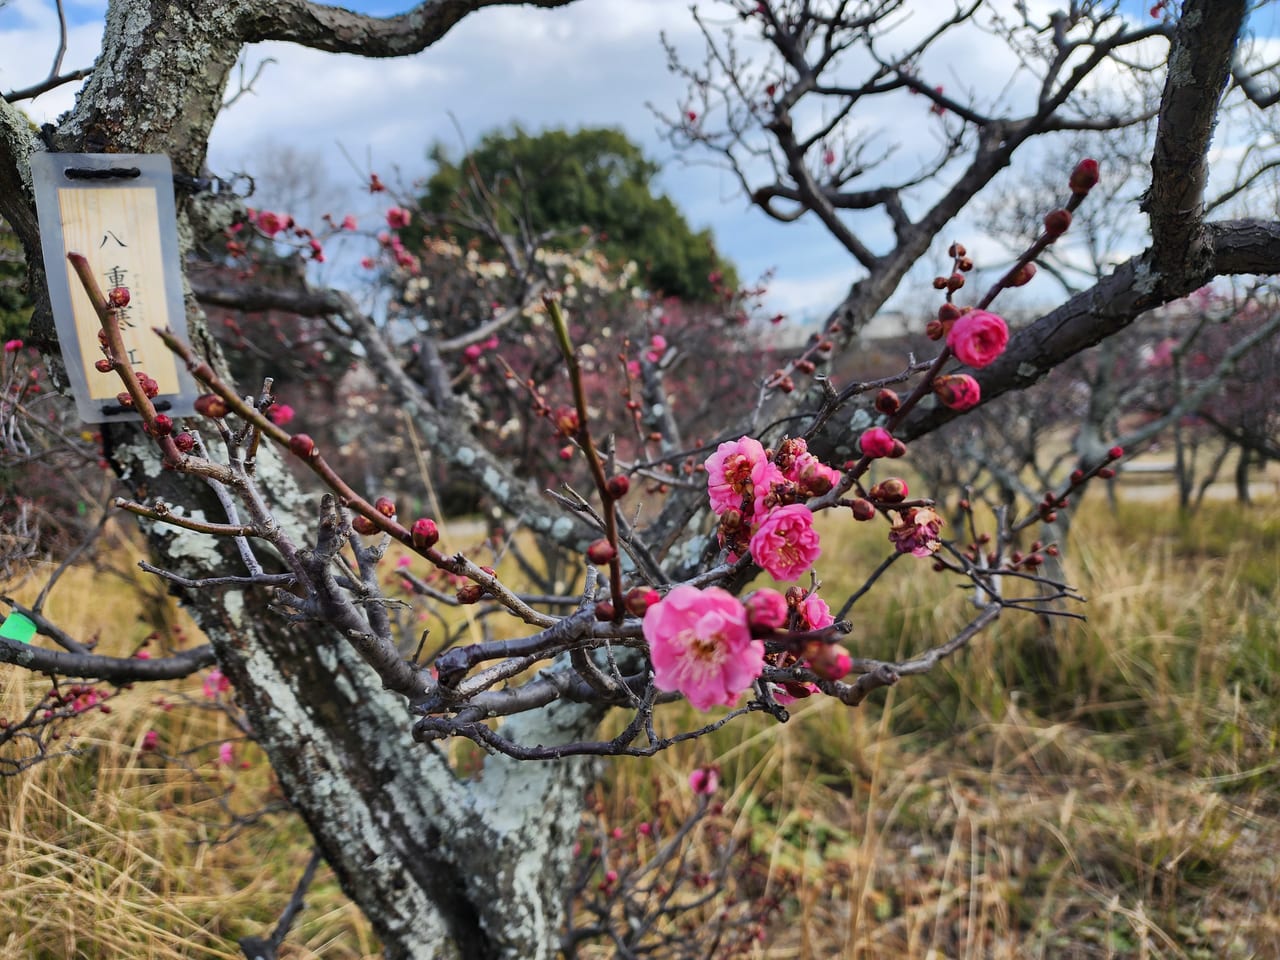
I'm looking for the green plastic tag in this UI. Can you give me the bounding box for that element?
[0,612,36,643]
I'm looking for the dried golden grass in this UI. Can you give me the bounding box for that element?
[2,497,1279,958]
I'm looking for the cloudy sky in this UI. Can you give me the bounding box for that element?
[0,0,1249,324]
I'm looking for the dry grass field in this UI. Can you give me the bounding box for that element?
[2,491,1279,958]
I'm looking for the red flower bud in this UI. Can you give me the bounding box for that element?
[888,439,907,458]
[925,319,946,341]
[173,432,195,453]
[606,475,630,499]
[1108,446,1124,459]
[411,518,439,549]
[194,394,228,418]
[948,242,966,258]
[586,538,617,565]
[849,498,876,521]
[352,515,377,536]
[151,414,173,437]
[938,302,961,323]
[115,391,134,408]
[874,389,900,415]
[869,477,908,503]
[108,286,130,309]
[594,601,616,622]
[945,272,965,292]
[456,583,484,604]
[1097,467,1115,479]
[94,358,113,373]
[1069,158,1100,195]
[624,587,659,616]
[1007,262,1037,287]
[1043,208,1072,238]
[288,433,316,458]
[375,496,396,518]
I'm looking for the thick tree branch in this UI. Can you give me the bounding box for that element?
[1145,0,1245,276]
[899,219,1280,441]
[243,0,581,56]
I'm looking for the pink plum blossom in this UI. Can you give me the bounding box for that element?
[218,741,235,766]
[750,457,787,517]
[859,427,895,459]
[385,206,412,229]
[340,214,358,230]
[889,507,944,557]
[256,211,285,238]
[3,339,21,352]
[643,585,764,711]
[142,730,159,751]
[749,504,821,581]
[947,310,1009,368]
[799,593,834,631]
[705,436,768,516]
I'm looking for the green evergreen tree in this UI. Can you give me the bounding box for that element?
[418,126,736,302]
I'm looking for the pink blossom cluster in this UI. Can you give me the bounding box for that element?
[203,667,231,699]
[745,587,851,703]
[705,435,839,581]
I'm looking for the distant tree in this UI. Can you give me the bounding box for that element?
[416,126,737,302]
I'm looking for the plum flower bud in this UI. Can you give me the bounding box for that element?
[606,475,630,499]
[849,498,876,521]
[151,414,173,437]
[194,394,228,418]
[267,403,295,427]
[173,432,196,453]
[689,766,720,795]
[375,496,396,518]
[411,518,440,549]
[744,588,789,631]
[586,538,617,565]
[456,583,484,604]
[594,601,616,622]
[859,427,895,459]
[925,319,946,341]
[1069,158,1100,195]
[874,389,900,415]
[624,587,659,617]
[107,286,130,309]
[932,373,981,411]
[1043,208,1072,238]
[94,358,113,373]
[1108,445,1124,459]
[288,433,316,458]
[352,515,377,536]
[869,477,908,503]
[1006,262,1036,287]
